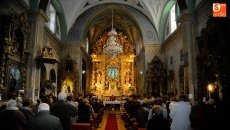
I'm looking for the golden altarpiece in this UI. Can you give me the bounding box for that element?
[90,31,136,99]
[57,54,79,98]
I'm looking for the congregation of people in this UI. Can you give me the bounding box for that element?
[121,94,191,130]
[0,92,227,130]
[0,92,104,130]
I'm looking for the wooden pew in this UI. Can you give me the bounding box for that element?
[91,114,99,128]
[72,123,91,130]
[138,128,147,130]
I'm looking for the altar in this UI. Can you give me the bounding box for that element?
[103,100,121,110]
[103,100,121,106]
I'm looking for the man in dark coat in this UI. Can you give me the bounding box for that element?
[26,103,63,130]
[136,102,149,127]
[77,98,92,123]
[0,99,27,130]
[50,92,77,130]
[20,100,35,121]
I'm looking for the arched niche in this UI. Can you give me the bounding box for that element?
[40,64,47,84]
[50,69,56,83]
[58,54,79,98]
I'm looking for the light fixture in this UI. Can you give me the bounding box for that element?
[103,8,123,56]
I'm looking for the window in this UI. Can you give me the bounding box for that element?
[165,4,177,38]
[46,3,60,38]
[170,4,177,33]
[47,3,56,32]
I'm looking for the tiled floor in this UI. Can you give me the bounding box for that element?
[96,110,126,130]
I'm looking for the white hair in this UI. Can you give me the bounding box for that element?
[15,97,22,102]
[58,92,67,101]
[6,99,18,110]
[38,103,50,112]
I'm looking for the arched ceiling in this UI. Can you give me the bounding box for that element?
[84,5,141,45]
[28,0,199,42]
[60,0,170,43]
[67,3,157,45]
[60,0,170,32]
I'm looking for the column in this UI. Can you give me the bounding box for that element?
[177,9,197,102]
[26,10,49,102]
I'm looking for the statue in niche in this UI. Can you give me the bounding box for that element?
[125,70,131,83]
[43,48,49,57]
[96,71,102,83]
[8,67,21,97]
[104,81,109,91]
[65,86,72,96]
[40,81,55,100]
[8,73,17,97]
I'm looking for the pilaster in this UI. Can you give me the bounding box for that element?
[177,9,197,102]
[26,10,49,101]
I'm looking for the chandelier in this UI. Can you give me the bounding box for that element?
[103,8,123,56]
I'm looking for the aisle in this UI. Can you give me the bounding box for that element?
[96,110,126,130]
[105,114,118,130]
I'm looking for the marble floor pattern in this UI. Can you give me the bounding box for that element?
[96,110,126,130]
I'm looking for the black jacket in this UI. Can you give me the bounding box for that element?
[50,101,77,130]
[26,111,63,130]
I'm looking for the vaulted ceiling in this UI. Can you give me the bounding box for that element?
[28,0,200,44]
[59,0,173,43]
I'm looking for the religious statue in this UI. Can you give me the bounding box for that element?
[96,71,101,83]
[9,73,17,92]
[125,70,131,83]
[43,48,49,57]
[65,86,72,96]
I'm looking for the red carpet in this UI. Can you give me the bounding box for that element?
[105,114,118,130]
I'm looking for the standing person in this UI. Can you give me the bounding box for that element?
[169,95,191,130]
[50,92,77,130]
[136,102,149,128]
[147,98,170,130]
[20,100,35,121]
[32,99,41,115]
[26,103,63,130]
[77,98,93,123]
[0,99,27,130]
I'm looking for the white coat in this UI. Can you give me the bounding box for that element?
[169,101,191,130]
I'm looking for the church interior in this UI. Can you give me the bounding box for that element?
[0,0,230,122]
[1,0,230,130]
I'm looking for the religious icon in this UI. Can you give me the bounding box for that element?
[9,67,21,93]
[108,66,118,79]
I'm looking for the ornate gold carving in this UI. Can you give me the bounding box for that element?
[90,31,136,97]
[36,46,59,63]
[0,12,29,99]
[91,31,134,55]
[58,54,79,97]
